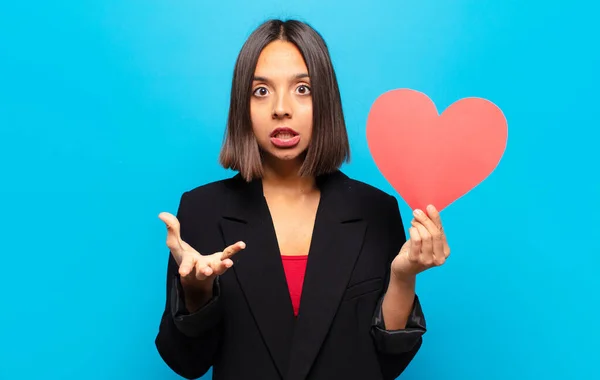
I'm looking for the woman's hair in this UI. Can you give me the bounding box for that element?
[218,19,350,181]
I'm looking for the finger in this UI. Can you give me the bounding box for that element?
[159,212,184,253]
[416,207,447,261]
[413,220,443,263]
[413,208,440,236]
[439,225,450,258]
[209,257,234,276]
[408,227,422,263]
[195,259,213,281]
[425,205,442,229]
[432,233,445,264]
[427,205,450,252]
[220,241,246,261]
[411,221,433,266]
[178,255,195,277]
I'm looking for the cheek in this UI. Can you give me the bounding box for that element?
[298,103,313,128]
[250,103,268,132]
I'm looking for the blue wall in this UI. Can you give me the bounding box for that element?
[1,1,598,379]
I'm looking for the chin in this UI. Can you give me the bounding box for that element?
[264,147,308,163]
[274,151,304,161]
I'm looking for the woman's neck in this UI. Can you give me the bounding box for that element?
[261,158,317,196]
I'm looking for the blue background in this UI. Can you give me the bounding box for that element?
[1,1,598,379]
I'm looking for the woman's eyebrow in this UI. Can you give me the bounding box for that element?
[253,73,310,82]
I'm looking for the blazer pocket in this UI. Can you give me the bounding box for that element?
[342,278,384,301]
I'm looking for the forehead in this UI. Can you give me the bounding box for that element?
[254,40,308,75]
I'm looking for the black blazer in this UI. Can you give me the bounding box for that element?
[155,170,427,380]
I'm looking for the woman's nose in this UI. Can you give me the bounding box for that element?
[272,92,292,119]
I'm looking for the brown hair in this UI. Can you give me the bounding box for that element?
[218,19,350,182]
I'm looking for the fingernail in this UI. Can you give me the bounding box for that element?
[414,209,423,216]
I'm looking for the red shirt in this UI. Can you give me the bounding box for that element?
[281,255,309,316]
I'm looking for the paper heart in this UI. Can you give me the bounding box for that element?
[366,88,508,212]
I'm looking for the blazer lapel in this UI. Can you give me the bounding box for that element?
[219,175,295,378]
[286,171,367,380]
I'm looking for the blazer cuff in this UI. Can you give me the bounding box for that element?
[170,275,222,337]
[371,294,427,355]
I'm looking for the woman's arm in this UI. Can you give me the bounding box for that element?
[370,195,427,379]
[155,255,223,379]
[381,274,417,330]
[154,192,223,379]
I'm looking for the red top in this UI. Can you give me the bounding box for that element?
[281,255,309,316]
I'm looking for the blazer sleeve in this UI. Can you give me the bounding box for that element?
[155,192,223,380]
[370,195,427,379]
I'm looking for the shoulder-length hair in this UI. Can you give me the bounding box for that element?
[218,19,350,182]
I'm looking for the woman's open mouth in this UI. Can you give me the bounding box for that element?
[270,127,300,148]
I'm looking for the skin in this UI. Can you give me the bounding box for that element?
[158,40,451,328]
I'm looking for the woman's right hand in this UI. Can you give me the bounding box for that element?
[158,212,246,293]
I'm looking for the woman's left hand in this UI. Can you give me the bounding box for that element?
[391,204,451,281]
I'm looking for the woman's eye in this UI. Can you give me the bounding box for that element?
[296,85,311,95]
[253,87,269,97]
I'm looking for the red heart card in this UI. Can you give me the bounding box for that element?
[366,88,508,212]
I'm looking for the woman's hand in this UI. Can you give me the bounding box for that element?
[391,204,450,281]
[158,212,246,292]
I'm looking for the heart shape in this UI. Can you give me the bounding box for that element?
[366,88,508,212]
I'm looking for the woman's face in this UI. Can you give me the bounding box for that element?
[250,40,313,166]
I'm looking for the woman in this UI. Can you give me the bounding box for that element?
[155,19,450,380]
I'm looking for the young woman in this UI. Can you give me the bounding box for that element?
[155,19,450,380]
